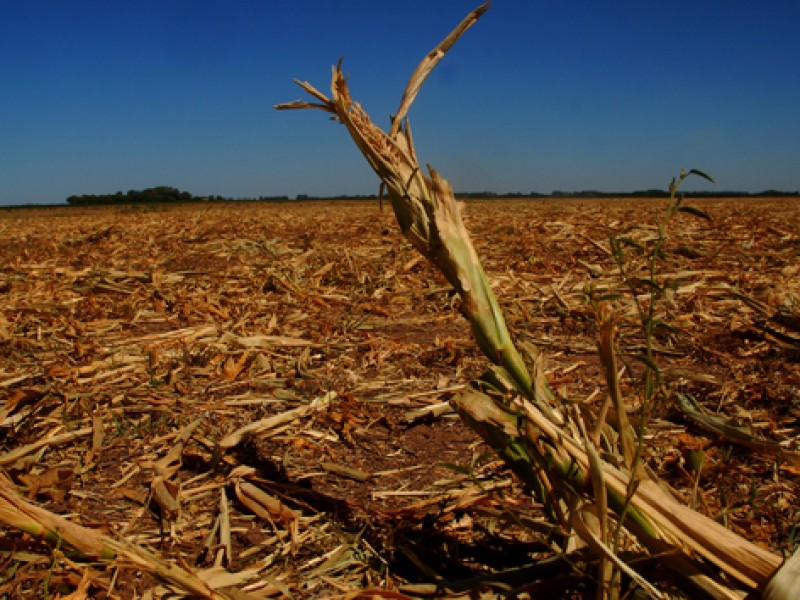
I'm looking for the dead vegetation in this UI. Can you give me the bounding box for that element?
[1,196,798,598]
[272,0,800,591]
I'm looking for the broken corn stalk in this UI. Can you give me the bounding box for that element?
[0,472,250,599]
[275,4,540,413]
[277,2,786,596]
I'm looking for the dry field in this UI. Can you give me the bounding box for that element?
[1,196,798,598]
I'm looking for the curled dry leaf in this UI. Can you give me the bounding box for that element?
[233,479,299,531]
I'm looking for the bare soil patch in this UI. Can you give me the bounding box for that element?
[1,197,798,597]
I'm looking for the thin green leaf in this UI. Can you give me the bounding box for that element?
[608,239,624,261]
[652,247,669,260]
[441,463,472,475]
[688,168,715,184]
[633,353,661,375]
[630,278,663,294]
[677,205,712,221]
[616,236,644,250]
[652,319,679,334]
[598,293,624,302]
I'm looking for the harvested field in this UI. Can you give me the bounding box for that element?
[1,196,799,598]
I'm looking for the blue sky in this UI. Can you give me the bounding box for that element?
[2,1,799,205]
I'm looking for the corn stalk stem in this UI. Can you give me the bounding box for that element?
[0,471,253,599]
[276,2,783,594]
[277,13,544,416]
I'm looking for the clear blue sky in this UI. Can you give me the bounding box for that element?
[2,1,799,205]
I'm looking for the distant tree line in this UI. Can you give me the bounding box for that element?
[541,189,800,199]
[295,193,379,201]
[66,187,296,206]
[67,186,193,205]
[461,189,800,199]
[65,186,799,206]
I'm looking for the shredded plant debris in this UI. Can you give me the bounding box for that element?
[1,197,799,598]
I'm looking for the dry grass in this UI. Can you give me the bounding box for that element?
[1,197,798,597]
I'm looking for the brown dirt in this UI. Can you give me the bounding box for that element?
[1,197,798,598]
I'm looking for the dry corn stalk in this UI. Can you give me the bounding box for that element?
[0,471,259,599]
[276,2,787,596]
[275,4,540,410]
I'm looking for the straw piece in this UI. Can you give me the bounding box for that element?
[0,473,259,598]
[0,428,92,467]
[321,462,372,482]
[389,1,491,137]
[219,391,335,448]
